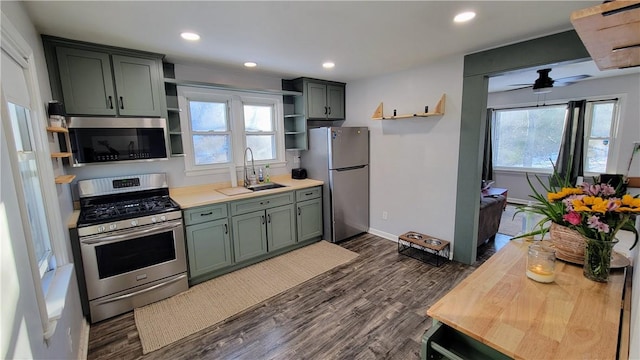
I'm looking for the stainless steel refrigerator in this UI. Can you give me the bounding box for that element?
[300,127,369,242]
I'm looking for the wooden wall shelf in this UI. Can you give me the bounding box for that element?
[372,94,445,120]
[54,174,76,184]
[51,152,72,158]
[46,126,68,133]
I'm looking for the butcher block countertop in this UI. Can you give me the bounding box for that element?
[169,175,323,209]
[427,238,626,360]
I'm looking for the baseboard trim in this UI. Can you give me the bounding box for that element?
[77,318,89,360]
[367,228,398,242]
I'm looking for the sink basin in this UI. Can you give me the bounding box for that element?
[246,182,286,191]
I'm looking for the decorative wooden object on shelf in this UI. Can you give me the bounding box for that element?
[371,94,445,120]
[54,175,76,184]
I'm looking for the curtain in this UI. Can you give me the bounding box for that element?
[482,108,494,181]
[555,100,586,185]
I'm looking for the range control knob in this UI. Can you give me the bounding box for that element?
[131,220,138,226]
[151,216,157,223]
[97,225,106,233]
[109,223,117,231]
[160,215,167,222]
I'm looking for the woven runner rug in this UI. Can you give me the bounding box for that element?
[134,240,358,354]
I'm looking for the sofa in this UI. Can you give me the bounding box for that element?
[477,194,506,247]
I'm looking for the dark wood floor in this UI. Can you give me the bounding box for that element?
[88,233,504,360]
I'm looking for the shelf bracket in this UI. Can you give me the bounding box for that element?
[372,102,384,119]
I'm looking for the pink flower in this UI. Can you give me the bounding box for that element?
[563,211,582,225]
[587,215,610,233]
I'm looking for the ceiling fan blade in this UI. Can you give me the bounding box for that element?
[509,83,534,87]
[555,74,591,84]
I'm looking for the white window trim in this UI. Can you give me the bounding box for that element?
[583,95,624,177]
[1,12,72,341]
[177,86,285,177]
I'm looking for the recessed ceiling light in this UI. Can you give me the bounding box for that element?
[454,11,476,23]
[180,32,200,41]
[244,62,257,68]
[323,62,335,69]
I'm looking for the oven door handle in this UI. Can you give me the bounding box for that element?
[93,274,187,305]
[81,220,183,245]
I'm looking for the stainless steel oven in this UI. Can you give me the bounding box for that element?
[76,173,188,323]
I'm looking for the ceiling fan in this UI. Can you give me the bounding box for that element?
[509,68,591,94]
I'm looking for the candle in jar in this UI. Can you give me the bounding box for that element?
[526,264,555,283]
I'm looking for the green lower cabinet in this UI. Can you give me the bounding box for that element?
[297,198,323,242]
[267,204,296,251]
[232,210,269,262]
[185,218,232,278]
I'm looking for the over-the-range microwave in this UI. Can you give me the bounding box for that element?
[65,117,169,167]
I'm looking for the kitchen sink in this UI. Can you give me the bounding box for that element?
[246,182,287,191]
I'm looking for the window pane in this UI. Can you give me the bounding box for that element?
[189,101,227,132]
[590,103,613,138]
[193,134,230,165]
[8,103,51,268]
[244,105,273,132]
[493,106,566,169]
[585,138,608,173]
[246,135,275,161]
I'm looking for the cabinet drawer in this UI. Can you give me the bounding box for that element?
[231,192,294,216]
[183,203,228,225]
[296,187,321,202]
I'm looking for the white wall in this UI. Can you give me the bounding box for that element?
[1,3,84,359]
[488,73,640,203]
[344,55,464,245]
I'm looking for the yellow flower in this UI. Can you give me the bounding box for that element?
[548,187,583,202]
[618,194,640,212]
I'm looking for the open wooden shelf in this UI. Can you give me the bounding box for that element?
[372,94,445,120]
[51,152,72,158]
[46,126,68,133]
[54,174,76,184]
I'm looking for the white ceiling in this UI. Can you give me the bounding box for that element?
[22,1,638,90]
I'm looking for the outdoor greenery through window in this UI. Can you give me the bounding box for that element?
[493,105,567,170]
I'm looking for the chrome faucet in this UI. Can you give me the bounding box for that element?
[244,147,256,188]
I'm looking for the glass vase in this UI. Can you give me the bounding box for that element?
[582,237,616,282]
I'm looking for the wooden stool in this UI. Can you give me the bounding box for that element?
[398,231,450,267]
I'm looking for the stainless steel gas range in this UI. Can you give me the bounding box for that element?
[74,173,187,323]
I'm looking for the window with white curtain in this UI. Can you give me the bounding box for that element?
[178,87,284,175]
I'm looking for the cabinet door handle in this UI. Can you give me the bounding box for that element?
[298,207,301,216]
[107,96,113,109]
[224,223,228,234]
[200,211,213,216]
[328,107,331,115]
[305,192,313,196]
[267,214,271,223]
[261,215,265,224]
[324,106,328,115]
[119,96,124,109]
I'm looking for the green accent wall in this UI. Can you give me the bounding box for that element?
[454,30,590,264]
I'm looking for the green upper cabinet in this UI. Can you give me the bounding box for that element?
[55,47,117,116]
[43,35,165,118]
[284,77,346,121]
[111,55,162,116]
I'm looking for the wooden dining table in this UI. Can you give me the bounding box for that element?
[425,238,626,359]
